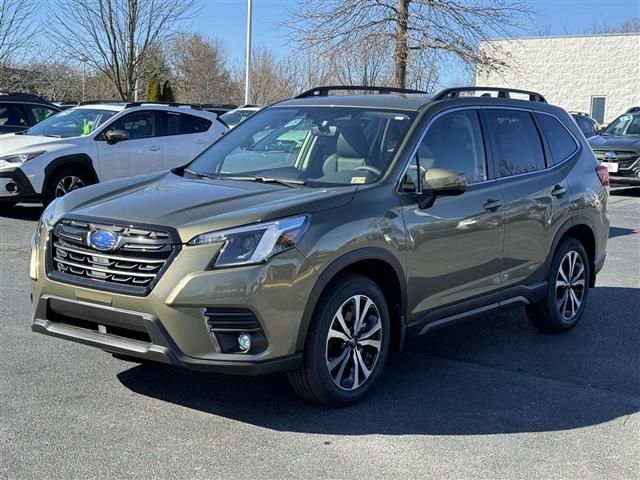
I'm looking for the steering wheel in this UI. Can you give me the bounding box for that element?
[354,165,382,176]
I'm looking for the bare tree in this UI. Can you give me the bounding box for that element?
[591,17,640,34]
[0,0,37,66]
[170,33,237,104]
[285,0,533,89]
[48,0,196,101]
[334,40,393,87]
[234,46,298,105]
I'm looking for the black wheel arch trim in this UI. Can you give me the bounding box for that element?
[543,216,598,287]
[295,247,407,351]
[43,154,99,193]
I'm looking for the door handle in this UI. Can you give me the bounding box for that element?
[148,145,161,151]
[483,198,503,211]
[551,184,566,197]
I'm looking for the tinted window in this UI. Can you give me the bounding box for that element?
[29,106,59,124]
[536,113,577,163]
[0,104,28,127]
[107,111,155,139]
[576,116,595,137]
[484,110,545,177]
[166,112,211,135]
[402,110,487,191]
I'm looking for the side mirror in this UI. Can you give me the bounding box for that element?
[105,130,129,144]
[418,168,467,209]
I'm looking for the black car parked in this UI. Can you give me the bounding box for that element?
[588,110,640,185]
[570,111,599,138]
[0,93,61,134]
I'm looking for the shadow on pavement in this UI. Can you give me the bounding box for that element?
[0,203,42,221]
[609,226,637,239]
[118,286,640,435]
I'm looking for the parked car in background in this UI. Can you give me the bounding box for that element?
[0,93,61,134]
[201,104,237,117]
[570,111,599,138]
[588,110,640,185]
[29,85,609,406]
[0,101,227,206]
[219,105,261,128]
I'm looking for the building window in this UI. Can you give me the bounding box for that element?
[591,96,606,124]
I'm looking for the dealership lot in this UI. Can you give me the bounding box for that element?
[1,188,638,479]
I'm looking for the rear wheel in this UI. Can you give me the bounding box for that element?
[44,168,91,206]
[288,274,390,406]
[526,237,590,333]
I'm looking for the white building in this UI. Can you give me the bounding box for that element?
[476,33,640,124]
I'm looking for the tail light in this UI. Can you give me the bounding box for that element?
[595,165,609,187]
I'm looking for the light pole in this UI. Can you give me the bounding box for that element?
[79,54,88,102]
[244,0,253,105]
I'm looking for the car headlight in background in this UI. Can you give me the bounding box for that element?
[188,215,309,268]
[0,151,46,163]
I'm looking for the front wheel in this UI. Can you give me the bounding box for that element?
[288,274,390,406]
[44,168,91,206]
[526,237,591,333]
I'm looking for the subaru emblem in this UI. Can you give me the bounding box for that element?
[604,151,617,160]
[89,230,119,251]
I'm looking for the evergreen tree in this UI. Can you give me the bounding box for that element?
[161,80,175,102]
[147,75,161,101]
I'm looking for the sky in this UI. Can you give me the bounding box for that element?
[192,0,640,64]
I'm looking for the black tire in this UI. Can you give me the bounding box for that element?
[526,236,591,333]
[44,167,91,206]
[288,273,390,406]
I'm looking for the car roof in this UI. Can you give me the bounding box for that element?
[71,103,218,118]
[277,93,433,111]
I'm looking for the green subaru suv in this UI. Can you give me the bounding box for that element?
[29,86,610,406]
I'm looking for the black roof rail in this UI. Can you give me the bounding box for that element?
[124,102,203,110]
[433,86,547,103]
[296,85,427,98]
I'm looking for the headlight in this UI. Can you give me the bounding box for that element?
[37,198,60,234]
[188,215,309,268]
[0,151,46,163]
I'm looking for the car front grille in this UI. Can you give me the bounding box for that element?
[48,218,178,295]
[593,150,639,170]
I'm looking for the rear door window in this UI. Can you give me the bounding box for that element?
[0,104,28,127]
[484,109,546,177]
[536,113,578,163]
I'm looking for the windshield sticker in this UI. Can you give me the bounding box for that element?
[350,176,367,184]
[394,115,409,121]
[284,119,302,127]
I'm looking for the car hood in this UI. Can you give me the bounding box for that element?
[54,171,357,242]
[588,135,640,151]
[0,133,79,154]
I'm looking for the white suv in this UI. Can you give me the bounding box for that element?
[0,102,227,206]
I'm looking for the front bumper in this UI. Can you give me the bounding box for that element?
[31,295,302,375]
[0,168,39,202]
[31,228,319,373]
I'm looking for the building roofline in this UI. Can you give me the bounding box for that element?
[482,32,640,43]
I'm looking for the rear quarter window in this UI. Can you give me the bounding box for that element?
[536,113,578,163]
[167,112,212,135]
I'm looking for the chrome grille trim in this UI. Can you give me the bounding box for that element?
[47,218,179,295]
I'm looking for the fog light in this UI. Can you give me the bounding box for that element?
[237,333,252,352]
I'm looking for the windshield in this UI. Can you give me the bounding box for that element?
[602,114,640,136]
[25,108,117,138]
[188,106,415,187]
[219,109,259,128]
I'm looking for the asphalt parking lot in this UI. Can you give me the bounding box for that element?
[1,187,639,480]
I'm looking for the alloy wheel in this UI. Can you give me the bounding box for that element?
[555,250,586,321]
[325,294,382,391]
[55,176,85,198]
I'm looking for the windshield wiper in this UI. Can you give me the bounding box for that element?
[222,175,306,187]
[184,168,220,180]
